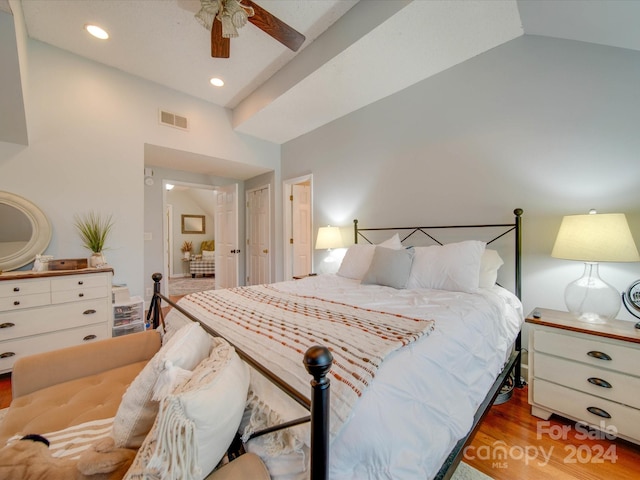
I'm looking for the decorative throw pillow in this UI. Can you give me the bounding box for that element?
[112,323,212,449]
[201,250,215,260]
[406,240,486,293]
[337,234,404,280]
[361,246,415,289]
[200,240,215,253]
[337,244,375,280]
[478,249,504,288]
[124,337,250,480]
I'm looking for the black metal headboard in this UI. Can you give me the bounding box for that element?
[354,208,523,300]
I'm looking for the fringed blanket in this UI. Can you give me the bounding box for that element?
[177,284,435,441]
[7,417,114,460]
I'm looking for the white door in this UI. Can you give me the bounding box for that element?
[292,183,312,277]
[246,186,270,285]
[215,184,239,289]
[165,204,173,277]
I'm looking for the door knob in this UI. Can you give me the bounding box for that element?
[263,249,268,254]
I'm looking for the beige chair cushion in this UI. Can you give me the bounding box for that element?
[0,360,147,446]
[205,453,270,480]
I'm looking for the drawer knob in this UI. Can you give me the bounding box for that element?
[587,350,612,361]
[587,406,611,419]
[83,309,97,315]
[78,293,84,298]
[13,287,20,292]
[13,301,20,306]
[588,377,612,389]
[83,334,97,341]
[0,352,15,359]
[0,323,15,329]
[78,281,84,285]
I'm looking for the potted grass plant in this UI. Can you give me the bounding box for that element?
[74,211,114,267]
[181,240,193,260]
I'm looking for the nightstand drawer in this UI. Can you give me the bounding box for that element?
[535,353,640,409]
[533,379,640,441]
[534,329,640,376]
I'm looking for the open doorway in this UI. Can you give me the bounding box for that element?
[163,181,217,297]
[283,174,313,280]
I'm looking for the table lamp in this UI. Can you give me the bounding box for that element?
[315,226,343,251]
[551,210,640,322]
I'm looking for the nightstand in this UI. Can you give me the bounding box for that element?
[526,308,640,445]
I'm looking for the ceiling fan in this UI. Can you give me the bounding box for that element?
[195,0,306,58]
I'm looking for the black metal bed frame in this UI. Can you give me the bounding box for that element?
[146,208,523,480]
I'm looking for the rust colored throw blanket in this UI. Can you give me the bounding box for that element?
[178,284,435,439]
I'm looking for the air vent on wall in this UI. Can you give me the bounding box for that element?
[159,109,189,130]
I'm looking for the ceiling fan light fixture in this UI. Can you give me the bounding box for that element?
[210,77,224,87]
[220,15,239,38]
[84,24,109,40]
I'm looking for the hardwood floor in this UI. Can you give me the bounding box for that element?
[1,356,638,478]
[466,385,640,479]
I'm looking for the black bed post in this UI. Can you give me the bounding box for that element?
[304,346,333,480]
[151,272,162,329]
[514,208,524,388]
[353,219,358,244]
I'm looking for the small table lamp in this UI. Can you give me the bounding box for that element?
[552,211,640,322]
[315,226,343,251]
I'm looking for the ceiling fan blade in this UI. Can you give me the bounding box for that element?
[245,0,305,52]
[211,18,230,58]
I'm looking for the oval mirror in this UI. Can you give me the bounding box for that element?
[0,191,52,272]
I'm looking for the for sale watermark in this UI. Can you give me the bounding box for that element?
[463,420,618,469]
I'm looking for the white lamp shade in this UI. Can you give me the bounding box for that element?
[552,213,640,263]
[316,226,343,250]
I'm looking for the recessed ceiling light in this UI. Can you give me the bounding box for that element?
[210,77,224,87]
[85,24,109,40]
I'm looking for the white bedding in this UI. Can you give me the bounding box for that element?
[167,274,523,480]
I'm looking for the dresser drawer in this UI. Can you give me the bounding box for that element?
[0,323,110,373]
[0,292,51,312]
[0,299,109,341]
[533,379,640,442]
[0,279,50,298]
[52,286,108,304]
[51,274,109,291]
[534,353,640,409]
[534,329,640,376]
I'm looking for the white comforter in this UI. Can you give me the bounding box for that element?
[171,274,523,480]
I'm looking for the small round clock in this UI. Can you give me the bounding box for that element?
[622,279,640,327]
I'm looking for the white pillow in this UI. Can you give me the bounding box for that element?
[378,233,402,249]
[337,244,375,280]
[337,234,403,280]
[112,323,212,448]
[479,249,504,288]
[125,337,250,480]
[202,250,215,260]
[406,241,486,293]
[361,247,415,289]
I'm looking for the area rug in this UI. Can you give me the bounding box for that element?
[452,462,493,480]
[168,276,216,296]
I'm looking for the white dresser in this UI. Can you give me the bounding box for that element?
[527,308,640,445]
[0,268,113,373]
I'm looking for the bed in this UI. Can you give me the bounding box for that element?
[147,209,524,480]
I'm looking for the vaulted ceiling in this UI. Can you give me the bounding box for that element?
[3,0,640,148]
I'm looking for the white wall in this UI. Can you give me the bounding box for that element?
[282,35,640,329]
[0,35,280,298]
